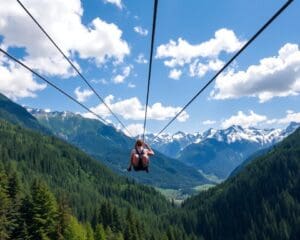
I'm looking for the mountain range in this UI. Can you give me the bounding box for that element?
[28,105,300,182]
[146,123,300,179]
[170,126,300,239]
[26,107,209,190]
[1,91,299,187]
[1,91,300,239]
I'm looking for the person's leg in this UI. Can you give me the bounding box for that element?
[128,154,139,171]
[132,154,140,166]
[142,155,149,173]
[142,155,149,167]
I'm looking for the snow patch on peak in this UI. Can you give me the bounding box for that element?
[173,131,186,140]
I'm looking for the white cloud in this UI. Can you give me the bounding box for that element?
[74,87,93,102]
[149,102,189,122]
[0,0,129,78]
[267,110,300,125]
[103,0,123,9]
[156,28,244,80]
[112,65,132,84]
[212,43,300,102]
[221,110,267,129]
[134,26,148,36]
[0,57,46,100]
[91,78,108,85]
[189,59,224,78]
[156,28,245,67]
[168,69,182,80]
[135,53,148,64]
[125,123,144,137]
[82,95,189,122]
[202,120,216,125]
[128,82,136,88]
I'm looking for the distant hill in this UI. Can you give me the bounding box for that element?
[0,92,209,190]
[0,93,50,134]
[167,126,300,239]
[29,108,209,190]
[146,124,300,180]
[229,146,273,178]
[1,91,300,239]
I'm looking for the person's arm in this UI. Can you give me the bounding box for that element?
[144,143,154,156]
[128,149,134,168]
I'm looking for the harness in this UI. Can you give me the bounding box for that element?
[133,147,147,171]
[135,147,144,161]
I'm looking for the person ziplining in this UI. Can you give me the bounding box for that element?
[1,0,293,175]
[125,0,158,173]
[127,139,154,173]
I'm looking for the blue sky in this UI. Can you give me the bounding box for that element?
[0,0,300,136]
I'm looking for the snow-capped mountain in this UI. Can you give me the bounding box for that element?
[145,131,203,158]
[145,123,299,158]
[145,123,300,180]
[29,107,300,181]
[27,107,209,189]
[27,108,79,120]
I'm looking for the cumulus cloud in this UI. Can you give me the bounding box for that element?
[0,0,129,77]
[202,120,216,125]
[74,87,93,102]
[0,57,46,100]
[135,53,148,64]
[103,0,123,9]
[266,110,300,125]
[128,82,136,88]
[156,28,244,66]
[91,78,108,85]
[82,95,189,122]
[212,43,300,102]
[221,110,267,129]
[189,59,224,78]
[168,69,182,80]
[125,123,144,137]
[134,26,148,36]
[113,65,132,84]
[156,28,244,80]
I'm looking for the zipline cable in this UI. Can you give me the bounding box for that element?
[153,0,294,140]
[142,0,158,141]
[17,0,133,137]
[0,47,111,126]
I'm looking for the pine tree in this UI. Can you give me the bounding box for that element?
[0,169,10,240]
[85,223,95,240]
[124,208,139,240]
[57,195,72,240]
[7,170,22,239]
[114,232,124,240]
[29,180,59,239]
[105,226,114,240]
[63,215,86,240]
[112,207,122,233]
[94,224,106,240]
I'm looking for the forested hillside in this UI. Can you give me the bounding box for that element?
[31,109,208,189]
[1,113,300,240]
[167,127,300,240]
[0,120,187,240]
[0,94,50,134]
